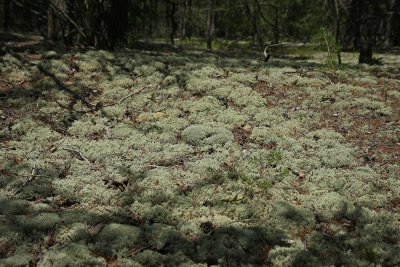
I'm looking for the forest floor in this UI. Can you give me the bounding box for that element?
[0,42,399,267]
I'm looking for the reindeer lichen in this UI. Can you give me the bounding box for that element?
[181,124,234,146]
[0,47,398,267]
[38,243,106,267]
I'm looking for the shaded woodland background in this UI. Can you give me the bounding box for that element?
[0,0,399,64]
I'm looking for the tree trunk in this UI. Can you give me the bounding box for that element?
[170,0,177,44]
[206,0,215,49]
[243,0,264,48]
[107,0,129,50]
[186,0,192,38]
[4,0,10,30]
[273,3,279,44]
[333,0,341,64]
[47,7,56,40]
[351,0,375,64]
[224,0,230,38]
[350,0,361,50]
[181,0,187,38]
[166,0,177,44]
[286,1,293,39]
[359,43,373,64]
[384,0,396,47]
[149,0,157,36]
[393,0,400,46]
[0,0,4,30]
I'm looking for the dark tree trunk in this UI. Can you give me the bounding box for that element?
[170,0,177,44]
[243,0,264,48]
[224,0,230,39]
[4,0,10,30]
[333,0,341,64]
[359,43,373,64]
[351,0,377,64]
[206,0,215,49]
[349,0,361,50]
[286,1,293,38]
[254,0,276,44]
[186,0,193,38]
[273,0,279,44]
[181,0,187,37]
[393,1,400,46]
[108,0,129,50]
[0,0,4,30]
[149,0,158,36]
[384,0,396,47]
[165,0,177,44]
[47,8,56,40]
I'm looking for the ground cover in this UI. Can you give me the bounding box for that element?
[0,45,399,267]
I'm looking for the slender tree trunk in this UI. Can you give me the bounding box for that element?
[254,0,276,43]
[170,0,177,44]
[206,0,215,49]
[149,0,156,36]
[0,0,4,30]
[393,1,400,46]
[286,1,293,38]
[187,0,192,38]
[224,0,230,38]
[384,0,396,47]
[333,0,341,64]
[166,0,177,44]
[47,7,56,40]
[243,0,264,48]
[349,0,361,50]
[4,0,10,30]
[181,0,187,38]
[273,2,279,44]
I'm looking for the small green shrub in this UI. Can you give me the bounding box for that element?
[311,27,341,72]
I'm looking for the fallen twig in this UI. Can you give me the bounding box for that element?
[61,147,91,163]
[6,52,97,111]
[37,65,96,110]
[102,84,153,108]
[11,164,38,196]
[27,166,37,182]
[131,246,150,256]
[49,139,66,153]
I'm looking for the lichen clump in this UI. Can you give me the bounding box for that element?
[181,124,234,146]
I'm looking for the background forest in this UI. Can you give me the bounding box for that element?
[1,0,399,63]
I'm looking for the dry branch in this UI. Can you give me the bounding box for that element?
[37,64,96,110]
[61,147,91,163]
[49,139,66,153]
[102,85,151,108]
